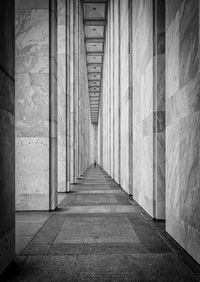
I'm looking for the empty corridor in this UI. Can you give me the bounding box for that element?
[2,167,200,281]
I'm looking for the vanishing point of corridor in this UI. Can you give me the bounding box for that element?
[2,166,200,281]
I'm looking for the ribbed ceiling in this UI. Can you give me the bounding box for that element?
[82,0,107,124]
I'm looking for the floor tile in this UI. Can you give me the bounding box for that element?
[54,216,140,244]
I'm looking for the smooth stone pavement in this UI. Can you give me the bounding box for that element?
[1,166,200,281]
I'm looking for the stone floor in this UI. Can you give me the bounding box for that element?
[1,166,200,281]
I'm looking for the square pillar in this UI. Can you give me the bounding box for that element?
[152,0,165,219]
[15,0,58,211]
[0,0,15,274]
[57,0,67,192]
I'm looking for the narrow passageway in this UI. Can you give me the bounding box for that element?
[2,167,200,281]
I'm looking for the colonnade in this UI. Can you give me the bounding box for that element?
[0,0,200,275]
[15,0,93,211]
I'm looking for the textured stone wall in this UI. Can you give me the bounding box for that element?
[15,0,57,210]
[0,0,15,274]
[57,0,66,192]
[166,0,200,264]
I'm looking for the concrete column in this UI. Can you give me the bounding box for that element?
[99,92,103,166]
[113,0,120,183]
[69,0,75,184]
[74,0,79,182]
[57,0,67,192]
[128,0,133,196]
[132,0,154,217]
[108,1,111,175]
[15,0,58,210]
[67,0,91,179]
[49,0,58,210]
[66,0,71,191]
[79,0,92,173]
[118,0,121,185]
[153,0,165,219]
[0,0,15,274]
[119,0,129,193]
[110,0,114,178]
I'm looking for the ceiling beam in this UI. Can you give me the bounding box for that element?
[88,78,101,81]
[88,73,101,76]
[84,20,106,26]
[87,63,102,66]
[89,89,100,91]
[86,38,104,43]
[83,0,107,2]
[87,52,103,56]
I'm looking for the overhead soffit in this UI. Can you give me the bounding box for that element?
[82,0,107,124]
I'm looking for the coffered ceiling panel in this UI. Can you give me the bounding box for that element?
[88,81,101,87]
[88,73,101,80]
[86,42,104,52]
[89,86,101,91]
[84,3,106,19]
[87,55,102,64]
[82,0,107,124]
[88,65,102,73]
[85,26,104,38]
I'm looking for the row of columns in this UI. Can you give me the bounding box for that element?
[1,0,93,273]
[98,0,200,265]
[15,0,92,210]
[98,0,165,220]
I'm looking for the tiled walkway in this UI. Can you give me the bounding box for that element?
[2,167,200,281]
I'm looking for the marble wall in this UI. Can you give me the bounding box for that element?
[15,0,58,210]
[57,0,66,192]
[0,0,15,274]
[166,0,200,264]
